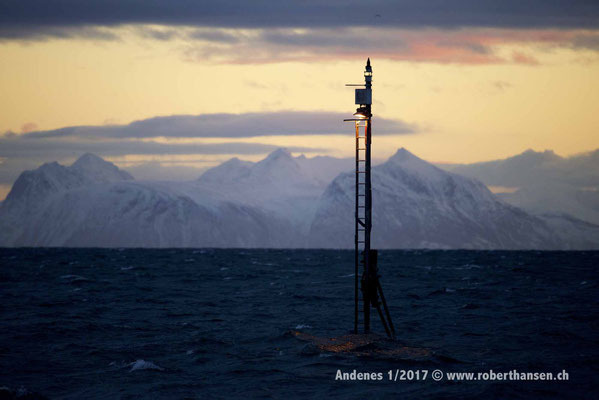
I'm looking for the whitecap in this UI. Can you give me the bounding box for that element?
[60,274,89,282]
[129,359,164,372]
[186,350,194,355]
[295,324,312,329]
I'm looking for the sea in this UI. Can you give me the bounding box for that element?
[0,249,597,399]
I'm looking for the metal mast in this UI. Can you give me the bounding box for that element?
[345,59,395,338]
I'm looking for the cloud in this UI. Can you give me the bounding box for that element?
[511,51,540,65]
[181,27,593,64]
[571,33,599,50]
[493,81,512,90]
[20,122,38,133]
[18,111,417,140]
[1,0,598,41]
[0,137,321,159]
[2,3,597,65]
[0,111,414,187]
[0,24,119,41]
[2,2,597,66]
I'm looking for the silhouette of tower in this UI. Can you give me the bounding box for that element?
[345,59,395,338]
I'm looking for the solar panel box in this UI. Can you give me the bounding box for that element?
[355,88,372,105]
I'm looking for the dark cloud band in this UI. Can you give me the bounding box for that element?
[0,110,414,184]
[18,111,416,140]
[1,0,598,40]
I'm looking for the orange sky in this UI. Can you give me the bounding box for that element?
[1,24,598,200]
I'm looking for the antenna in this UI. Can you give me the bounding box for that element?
[344,59,395,339]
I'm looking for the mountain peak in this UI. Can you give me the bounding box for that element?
[71,153,133,182]
[264,148,293,162]
[389,147,419,163]
[38,161,64,172]
[198,157,253,183]
[381,147,451,183]
[517,148,561,163]
[221,157,243,166]
[247,148,308,185]
[387,148,432,168]
[72,153,109,169]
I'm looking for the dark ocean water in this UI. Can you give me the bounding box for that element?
[0,249,598,399]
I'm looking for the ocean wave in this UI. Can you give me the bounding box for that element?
[129,359,164,372]
[59,274,90,282]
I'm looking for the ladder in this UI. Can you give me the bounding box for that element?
[354,119,367,334]
[353,119,396,339]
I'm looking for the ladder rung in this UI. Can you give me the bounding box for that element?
[358,195,365,197]
[358,148,366,150]
[356,171,366,174]
[358,206,365,208]
[358,183,366,185]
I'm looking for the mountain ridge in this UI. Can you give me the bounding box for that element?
[1,149,597,249]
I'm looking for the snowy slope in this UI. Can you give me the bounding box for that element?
[441,149,599,224]
[1,149,596,249]
[308,148,560,249]
[0,153,297,247]
[197,149,346,234]
[0,154,135,246]
[10,181,297,247]
[3,153,133,213]
[537,213,599,250]
[497,181,599,225]
[199,157,253,183]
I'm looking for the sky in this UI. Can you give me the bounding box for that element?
[1,0,599,199]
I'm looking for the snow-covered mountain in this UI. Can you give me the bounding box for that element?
[1,149,597,249]
[0,154,298,247]
[199,157,254,184]
[497,181,599,225]
[3,153,133,213]
[198,148,351,191]
[440,149,599,224]
[308,148,576,249]
[442,148,599,188]
[197,149,351,233]
[8,181,297,247]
